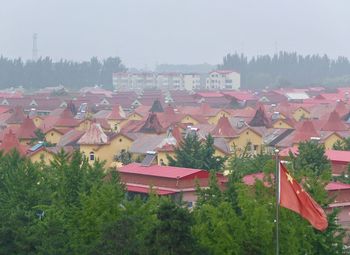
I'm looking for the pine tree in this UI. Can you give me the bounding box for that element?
[167,133,226,171]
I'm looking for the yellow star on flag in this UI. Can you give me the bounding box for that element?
[286,172,293,184]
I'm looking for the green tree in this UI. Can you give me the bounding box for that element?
[145,199,198,255]
[167,133,226,171]
[333,137,350,151]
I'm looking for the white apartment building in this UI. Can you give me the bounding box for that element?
[183,73,201,91]
[157,73,184,90]
[113,72,157,91]
[206,70,240,90]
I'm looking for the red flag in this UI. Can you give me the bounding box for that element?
[279,163,328,231]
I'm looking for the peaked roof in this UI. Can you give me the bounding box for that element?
[108,104,125,120]
[164,105,176,115]
[77,123,108,145]
[6,106,25,125]
[171,126,183,143]
[16,116,37,139]
[292,120,319,142]
[212,116,237,137]
[139,113,164,134]
[321,111,348,131]
[149,99,164,113]
[248,105,271,128]
[55,107,79,127]
[334,100,348,117]
[0,129,27,155]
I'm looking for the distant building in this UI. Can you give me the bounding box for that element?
[113,72,157,91]
[114,70,240,91]
[206,70,240,90]
[183,73,201,91]
[156,73,184,90]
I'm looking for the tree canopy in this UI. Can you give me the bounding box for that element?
[0,143,347,254]
[219,52,350,89]
[0,56,126,90]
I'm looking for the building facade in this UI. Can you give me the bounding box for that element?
[206,70,240,90]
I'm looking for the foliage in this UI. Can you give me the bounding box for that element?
[219,52,350,89]
[167,133,227,171]
[333,137,350,151]
[290,141,331,178]
[229,142,274,177]
[0,56,126,90]
[0,145,348,254]
[114,149,133,165]
[145,199,199,255]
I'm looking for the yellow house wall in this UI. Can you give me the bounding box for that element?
[19,138,32,146]
[80,134,133,167]
[107,120,123,132]
[45,130,63,144]
[181,115,199,125]
[127,113,143,121]
[30,151,54,165]
[272,120,292,129]
[208,110,230,125]
[324,134,343,150]
[33,117,43,128]
[76,120,91,131]
[157,151,175,165]
[279,113,287,120]
[229,128,263,154]
[292,108,310,121]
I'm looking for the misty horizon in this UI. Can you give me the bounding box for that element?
[1,0,349,69]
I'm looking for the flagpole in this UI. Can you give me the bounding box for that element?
[275,148,280,255]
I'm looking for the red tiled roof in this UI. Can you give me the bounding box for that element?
[325,182,350,191]
[280,148,350,164]
[222,91,258,101]
[321,111,348,131]
[16,116,37,139]
[292,120,319,142]
[119,163,209,179]
[195,92,224,98]
[6,106,25,125]
[243,172,265,185]
[77,123,108,145]
[108,104,125,120]
[55,108,79,127]
[242,172,273,187]
[156,143,176,152]
[0,129,27,155]
[325,150,350,163]
[212,116,237,137]
[334,101,348,117]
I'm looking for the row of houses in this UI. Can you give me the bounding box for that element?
[1,86,350,228]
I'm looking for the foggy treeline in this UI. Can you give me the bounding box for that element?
[220,52,350,89]
[1,52,350,91]
[0,56,126,90]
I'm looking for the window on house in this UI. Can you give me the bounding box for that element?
[119,138,123,142]
[254,145,258,151]
[51,132,54,136]
[89,152,95,161]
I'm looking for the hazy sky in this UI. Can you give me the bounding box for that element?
[0,0,349,69]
